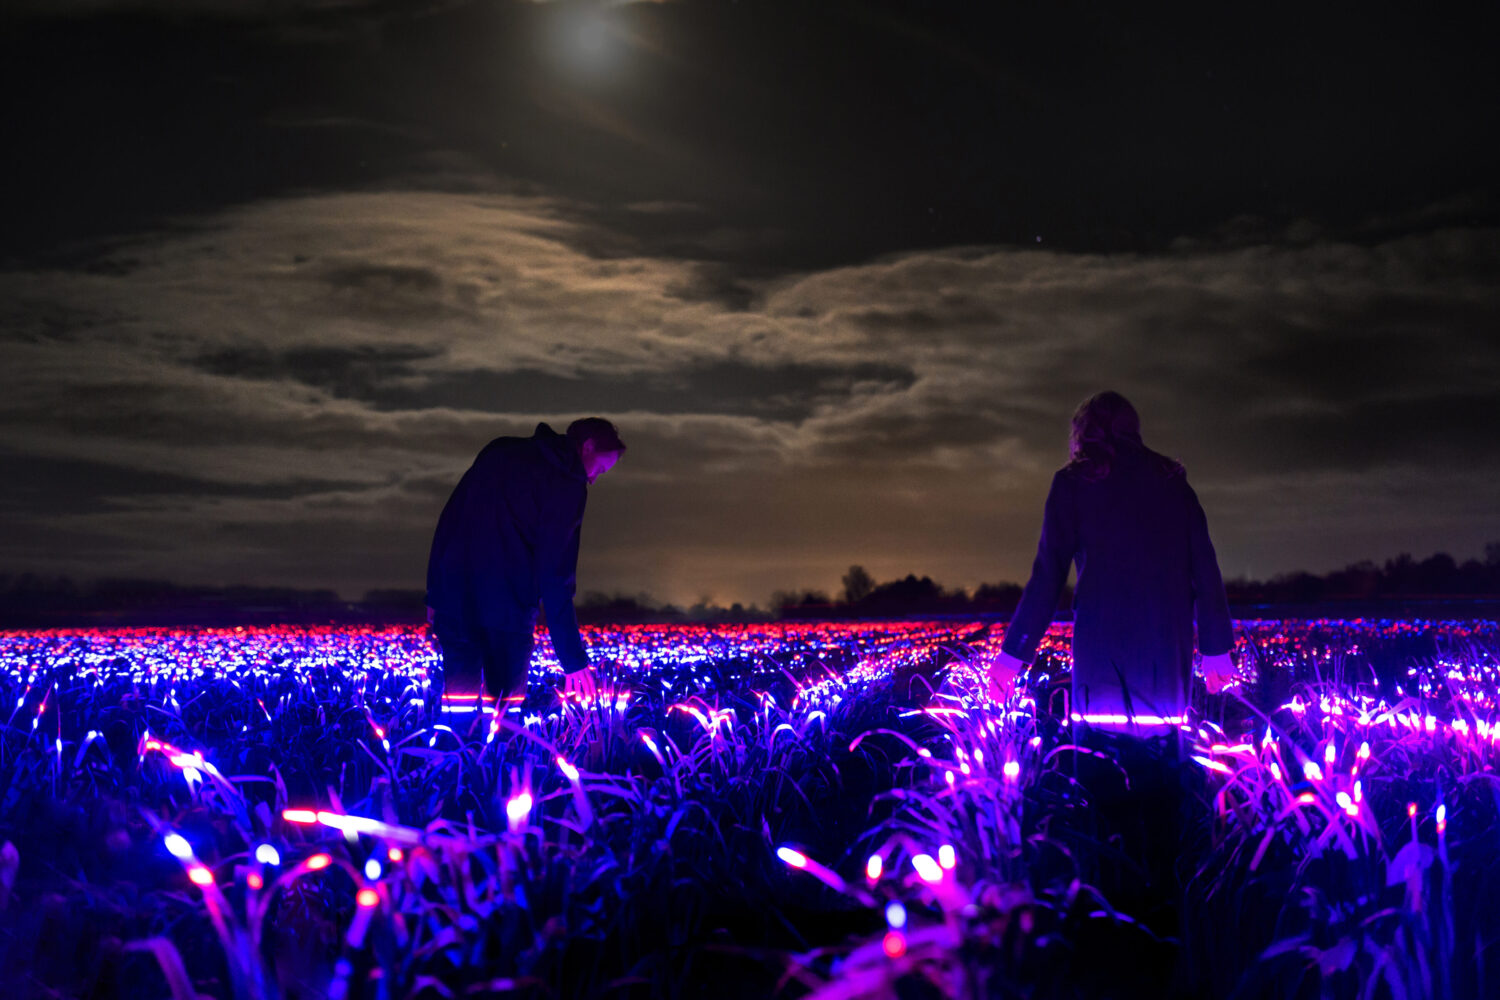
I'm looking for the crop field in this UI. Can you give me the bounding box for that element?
[0,617,1497,1000]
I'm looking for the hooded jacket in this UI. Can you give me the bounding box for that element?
[425,424,589,671]
[1001,444,1234,721]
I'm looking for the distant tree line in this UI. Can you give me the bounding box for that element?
[2,542,1497,627]
[0,576,426,629]
[1224,544,1500,605]
[771,565,1043,619]
[776,542,1500,619]
[0,576,763,629]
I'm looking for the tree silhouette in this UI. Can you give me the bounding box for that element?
[841,565,875,604]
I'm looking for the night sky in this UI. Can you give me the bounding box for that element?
[2,0,1497,607]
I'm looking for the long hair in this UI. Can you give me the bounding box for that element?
[1066,391,1183,482]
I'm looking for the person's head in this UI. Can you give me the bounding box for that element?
[1067,391,1182,481]
[567,417,626,485]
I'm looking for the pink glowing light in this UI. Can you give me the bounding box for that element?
[912,854,943,883]
[640,733,665,766]
[356,888,379,908]
[283,808,424,843]
[883,931,907,958]
[777,846,851,893]
[188,866,214,886]
[866,854,883,880]
[506,792,534,829]
[306,853,332,871]
[1191,755,1234,775]
[1003,760,1021,780]
[1070,712,1186,727]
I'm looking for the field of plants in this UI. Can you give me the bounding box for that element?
[0,616,1497,1000]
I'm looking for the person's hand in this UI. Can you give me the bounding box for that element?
[1202,651,1239,694]
[988,650,1027,702]
[562,665,599,705]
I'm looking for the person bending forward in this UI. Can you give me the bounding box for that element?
[426,418,624,707]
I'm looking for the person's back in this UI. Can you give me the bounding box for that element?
[1065,445,1228,720]
[427,428,586,636]
[998,393,1235,725]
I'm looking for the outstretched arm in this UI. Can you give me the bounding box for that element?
[539,494,590,676]
[996,472,1078,693]
[1186,481,1234,657]
[1186,481,1238,692]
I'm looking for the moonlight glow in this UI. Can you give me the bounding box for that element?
[548,6,623,78]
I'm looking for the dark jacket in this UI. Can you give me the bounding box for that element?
[1001,445,1234,720]
[425,424,589,671]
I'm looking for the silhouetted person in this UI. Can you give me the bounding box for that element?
[991,391,1236,942]
[991,391,1237,720]
[426,418,625,707]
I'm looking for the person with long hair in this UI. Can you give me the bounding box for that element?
[989,392,1237,939]
[990,391,1238,725]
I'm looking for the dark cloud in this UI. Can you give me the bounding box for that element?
[194,343,443,394]
[190,344,915,421]
[5,1,384,16]
[318,263,444,295]
[845,297,1006,335]
[663,263,760,311]
[1224,390,1500,475]
[0,451,367,517]
[364,362,915,420]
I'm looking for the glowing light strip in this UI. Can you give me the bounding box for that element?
[283,807,425,844]
[1070,712,1186,727]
